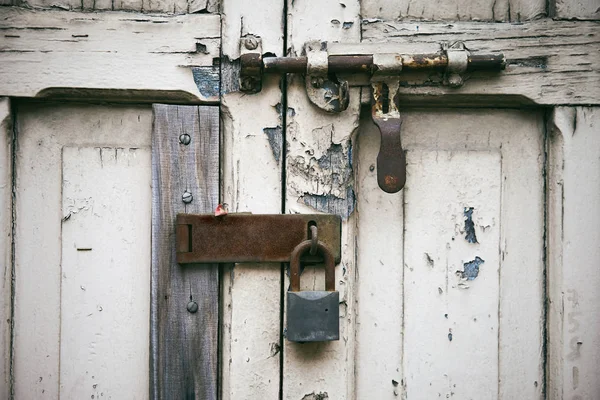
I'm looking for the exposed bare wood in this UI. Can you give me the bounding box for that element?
[361,0,546,22]
[284,1,361,398]
[556,0,600,20]
[4,0,219,13]
[0,98,11,400]
[350,20,600,106]
[220,2,284,398]
[13,102,152,399]
[547,107,600,400]
[60,146,151,399]
[0,8,221,103]
[151,105,219,400]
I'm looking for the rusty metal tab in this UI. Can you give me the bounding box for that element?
[371,81,406,193]
[176,214,341,264]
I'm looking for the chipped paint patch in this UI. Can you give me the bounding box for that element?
[301,392,329,400]
[301,186,355,219]
[263,127,283,162]
[458,256,484,281]
[464,207,478,243]
[191,66,220,99]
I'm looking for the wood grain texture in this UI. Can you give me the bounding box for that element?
[355,109,545,399]
[151,105,219,400]
[404,150,501,399]
[60,147,151,399]
[547,107,600,400]
[221,0,283,59]
[284,1,361,398]
[13,102,152,399]
[220,53,284,400]
[6,0,219,13]
[355,112,404,399]
[361,0,546,22]
[0,8,221,103]
[556,0,600,20]
[219,2,284,398]
[354,20,600,106]
[0,98,11,400]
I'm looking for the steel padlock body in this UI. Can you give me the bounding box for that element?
[287,291,339,342]
[286,240,339,342]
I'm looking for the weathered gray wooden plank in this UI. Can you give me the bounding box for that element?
[361,0,546,22]
[556,0,600,20]
[355,20,600,106]
[0,98,12,400]
[0,8,221,103]
[151,105,219,400]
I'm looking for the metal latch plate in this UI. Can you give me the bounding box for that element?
[176,214,342,264]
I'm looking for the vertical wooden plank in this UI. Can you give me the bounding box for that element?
[555,0,600,20]
[0,98,12,400]
[403,150,501,399]
[355,112,404,399]
[220,85,284,398]
[548,107,600,400]
[13,103,152,399]
[151,105,219,399]
[284,1,361,399]
[60,147,151,399]
[220,1,284,398]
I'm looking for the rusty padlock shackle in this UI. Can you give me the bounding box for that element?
[289,240,335,292]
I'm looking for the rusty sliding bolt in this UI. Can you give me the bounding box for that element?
[260,53,505,74]
[371,81,405,193]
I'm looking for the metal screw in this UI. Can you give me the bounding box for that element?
[311,76,324,88]
[447,73,464,88]
[187,301,198,313]
[240,77,257,91]
[244,37,258,50]
[182,191,193,204]
[179,133,191,145]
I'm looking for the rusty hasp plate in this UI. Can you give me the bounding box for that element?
[176,214,342,264]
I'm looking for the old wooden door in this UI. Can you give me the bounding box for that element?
[1,0,599,400]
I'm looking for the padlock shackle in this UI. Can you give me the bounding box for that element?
[289,240,336,292]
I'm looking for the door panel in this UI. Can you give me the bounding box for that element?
[356,109,545,399]
[13,102,152,399]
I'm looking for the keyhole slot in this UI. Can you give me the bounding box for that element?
[380,83,390,114]
[307,220,317,240]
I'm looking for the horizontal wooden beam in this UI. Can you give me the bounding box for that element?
[343,19,600,106]
[0,8,221,103]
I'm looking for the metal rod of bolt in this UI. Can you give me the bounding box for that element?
[259,53,505,74]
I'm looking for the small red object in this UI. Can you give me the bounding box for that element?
[215,203,228,217]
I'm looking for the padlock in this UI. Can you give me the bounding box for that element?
[286,240,339,342]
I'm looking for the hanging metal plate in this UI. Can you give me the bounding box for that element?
[176,214,342,264]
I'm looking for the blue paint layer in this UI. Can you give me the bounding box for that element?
[191,66,220,99]
[461,256,484,280]
[262,127,282,162]
[464,207,478,244]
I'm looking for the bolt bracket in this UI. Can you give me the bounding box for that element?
[239,35,263,93]
[304,41,349,113]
